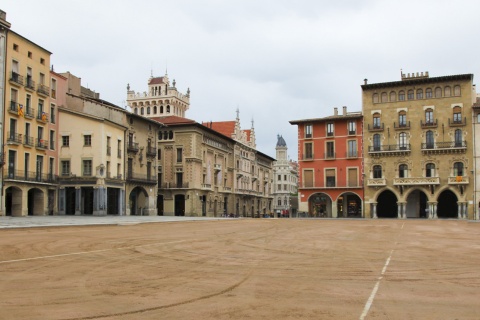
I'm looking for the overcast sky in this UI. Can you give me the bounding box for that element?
[3,0,479,159]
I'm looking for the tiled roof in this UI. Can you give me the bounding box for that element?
[290,113,362,124]
[148,77,165,85]
[202,121,236,137]
[150,115,196,125]
[244,129,251,141]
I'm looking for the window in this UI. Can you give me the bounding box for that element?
[372,93,379,103]
[326,123,334,136]
[477,113,480,124]
[147,106,151,115]
[277,174,281,181]
[325,169,336,187]
[453,162,464,176]
[141,107,144,115]
[305,124,312,138]
[389,91,396,102]
[83,160,92,176]
[134,108,138,114]
[426,130,434,149]
[435,87,442,98]
[157,148,162,160]
[167,105,170,113]
[28,51,32,58]
[348,121,356,135]
[454,129,462,147]
[40,58,45,65]
[303,170,313,188]
[348,140,357,157]
[373,113,381,129]
[426,163,435,177]
[381,92,387,103]
[176,148,183,162]
[398,111,406,127]
[49,130,55,150]
[50,104,56,124]
[454,85,461,96]
[416,89,423,99]
[84,135,92,146]
[62,136,69,147]
[326,141,334,158]
[398,90,405,101]
[399,164,408,178]
[51,78,57,99]
[444,86,451,97]
[304,142,313,159]
[425,109,433,124]
[153,106,157,114]
[284,175,287,181]
[373,134,381,151]
[399,132,407,149]
[407,90,414,100]
[453,106,462,123]
[278,199,282,206]
[39,73,45,85]
[13,43,18,51]
[61,160,70,176]
[426,88,433,98]
[348,168,358,187]
[373,165,382,178]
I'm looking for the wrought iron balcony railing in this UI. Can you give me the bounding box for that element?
[127,142,139,153]
[4,169,58,183]
[10,72,24,86]
[7,132,22,144]
[421,141,466,150]
[37,84,50,96]
[368,144,411,152]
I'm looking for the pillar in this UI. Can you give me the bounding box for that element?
[118,189,125,215]
[432,202,438,219]
[93,186,107,216]
[75,187,81,215]
[58,188,66,215]
[372,202,378,219]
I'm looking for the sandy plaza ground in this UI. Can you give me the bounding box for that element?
[0,216,479,319]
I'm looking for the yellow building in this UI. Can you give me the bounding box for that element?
[3,30,55,216]
[362,72,476,219]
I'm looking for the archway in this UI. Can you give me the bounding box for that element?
[27,188,44,216]
[174,194,185,216]
[437,190,458,219]
[337,192,362,218]
[5,186,22,216]
[129,187,148,215]
[405,189,428,218]
[309,193,332,217]
[377,190,398,218]
[157,195,164,216]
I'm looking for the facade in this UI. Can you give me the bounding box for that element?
[471,96,480,220]
[57,72,161,216]
[127,73,190,119]
[3,29,55,216]
[272,134,298,217]
[290,106,364,217]
[362,72,476,219]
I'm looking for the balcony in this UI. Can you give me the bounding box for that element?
[106,172,122,180]
[127,142,139,153]
[23,136,34,147]
[146,146,157,157]
[4,169,58,184]
[346,151,358,159]
[8,101,18,114]
[214,164,222,171]
[25,78,35,91]
[9,72,24,86]
[448,176,469,185]
[348,130,356,135]
[7,132,22,145]
[449,117,466,127]
[37,84,50,97]
[301,153,314,161]
[158,182,190,189]
[36,138,48,150]
[368,144,411,156]
[300,183,362,189]
[367,178,387,187]
[126,172,157,184]
[393,177,440,186]
[324,152,336,160]
[201,184,212,190]
[420,119,438,128]
[36,111,49,123]
[368,123,384,132]
[421,141,466,154]
[25,106,35,119]
[394,121,411,130]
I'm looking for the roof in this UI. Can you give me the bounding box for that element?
[202,121,236,137]
[276,135,287,147]
[244,129,251,142]
[361,74,474,90]
[472,97,480,109]
[150,115,196,125]
[290,112,362,125]
[148,77,166,85]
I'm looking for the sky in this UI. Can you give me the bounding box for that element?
[2,0,480,159]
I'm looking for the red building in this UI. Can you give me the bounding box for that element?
[290,106,364,218]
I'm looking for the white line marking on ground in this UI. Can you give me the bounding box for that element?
[359,249,394,320]
[0,240,189,264]
[401,222,405,229]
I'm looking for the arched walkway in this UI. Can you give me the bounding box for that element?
[437,190,458,219]
[27,188,45,216]
[377,190,398,218]
[405,189,428,218]
[309,193,332,217]
[129,187,149,216]
[337,192,362,218]
[5,186,22,216]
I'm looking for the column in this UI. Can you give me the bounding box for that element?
[397,202,402,219]
[93,186,107,216]
[118,189,125,216]
[372,202,378,219]
[75,187,81,215]
[58,188,66,215]
[427,202,433,219]
[433,202,438,219]
[457,202,462,219]
[332,200,337,218]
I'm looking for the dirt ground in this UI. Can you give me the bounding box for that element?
[0,219,479,320]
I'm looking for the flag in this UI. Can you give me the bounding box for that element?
[18,104,24,117]
[41,112,47,122]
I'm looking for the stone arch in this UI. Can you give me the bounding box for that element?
[308,192,332,218]
[403,187,429,218]
[5,186,23,216]
[437,189,458,219]
[336,191,362,218]
[129,186,149,216]
[27,187,45,216]
[376,188,398,218]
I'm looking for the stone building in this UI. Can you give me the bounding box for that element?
[362,72,476,219]
[472,96,480,220]
[272,134,298,217]
[290,106,364,218]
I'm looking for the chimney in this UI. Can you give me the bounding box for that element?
[334,107,338,116]
[343,106,347,115]
[364,79,368,85]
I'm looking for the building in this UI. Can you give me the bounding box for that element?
[272,134,298,217]
[471,96,480,220]
[362,72,476,219]
[3,28,55,216]
[290,106,364,217]
[0,10,11,215]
